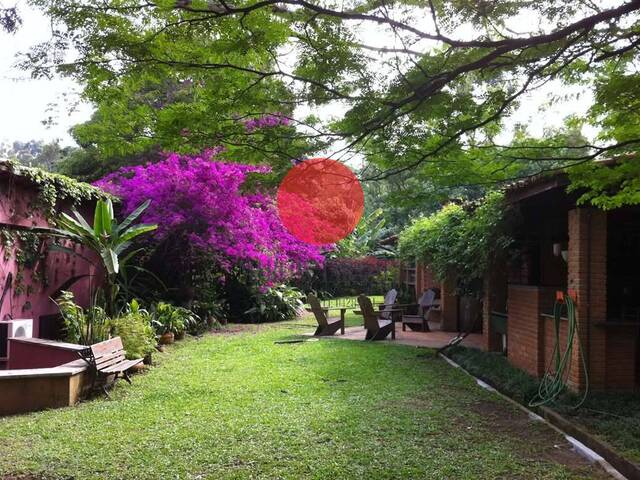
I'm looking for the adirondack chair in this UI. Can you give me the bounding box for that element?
[377,288,398,321]
[307,294,345,336]
[401,289,438,332]
[358,294,394,341]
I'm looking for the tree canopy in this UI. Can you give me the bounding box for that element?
[18,0,640,207]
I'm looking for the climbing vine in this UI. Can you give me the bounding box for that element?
[2,159,108,220]
[0,227,49,299]
[398,192,516,295]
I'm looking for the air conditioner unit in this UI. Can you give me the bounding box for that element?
[0,319,33,361]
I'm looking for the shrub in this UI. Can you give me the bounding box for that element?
[95,152,324,285]
[244,284,304,323]
[109,300,156,359]
[56,291,110,345]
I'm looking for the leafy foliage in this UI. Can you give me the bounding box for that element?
[152,302,200,335]
[20,1,640,207]
[0,6,21,33]
[56,291,109,345]
[23,0,317,170]
[399,192,513,293]
[110,300,156,359]
[52,198,157,314]
[2,159,107,219]
[244,284,304,323]
[333,209,395,258]
[568,158,640,209]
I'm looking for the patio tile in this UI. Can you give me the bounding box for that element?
[327,322,483,349]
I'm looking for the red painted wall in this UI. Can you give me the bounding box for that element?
[7,339,83,369]
[0,172,101,339]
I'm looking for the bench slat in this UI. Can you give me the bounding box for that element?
[91,337,125,357]
[96,353,128,370]
[101,358,143,374]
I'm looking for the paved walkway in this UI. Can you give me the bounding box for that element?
[330,321,483,349]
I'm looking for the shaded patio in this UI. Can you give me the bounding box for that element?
[328,321,483,349]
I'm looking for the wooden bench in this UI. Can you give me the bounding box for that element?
[79,337,143,396]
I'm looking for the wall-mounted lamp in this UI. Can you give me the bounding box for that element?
[553,242,568,262]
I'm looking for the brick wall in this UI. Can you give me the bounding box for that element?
[488,206,637,391]
[506,285,556,377]
[541,315,570,376]
[414,262,438,297]
[567,208,607,391]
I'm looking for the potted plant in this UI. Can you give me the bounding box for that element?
[152,302,198,343]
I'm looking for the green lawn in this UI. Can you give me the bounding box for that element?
[0,323,607,480]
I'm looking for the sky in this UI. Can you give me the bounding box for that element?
[0,2,597,151]
[0,2,92,147]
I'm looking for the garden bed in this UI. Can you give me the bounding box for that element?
[446,346,640,467]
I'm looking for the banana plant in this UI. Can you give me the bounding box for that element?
[50,198,157,315]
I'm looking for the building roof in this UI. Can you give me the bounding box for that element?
[502,155,630,204]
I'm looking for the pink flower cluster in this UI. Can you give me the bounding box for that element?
[95,152,323,283]
[243,113,291,133]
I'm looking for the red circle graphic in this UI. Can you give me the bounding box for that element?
[277,158,364,245]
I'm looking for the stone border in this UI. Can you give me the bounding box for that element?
[539,407,640,480]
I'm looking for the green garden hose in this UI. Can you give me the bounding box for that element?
[529,294,589,408]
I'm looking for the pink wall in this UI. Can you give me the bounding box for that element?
[7,338,84,369]
[0,172,101,338]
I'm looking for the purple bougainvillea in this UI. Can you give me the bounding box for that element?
[95,150,323,283]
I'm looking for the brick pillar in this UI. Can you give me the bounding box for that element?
[440,274,458,332]
[482,275,502,352]
[507,285,556,377]
[567,208,607,391]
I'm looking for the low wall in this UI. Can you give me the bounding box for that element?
[506,286,639,391]
[506,284,557,377]
[8,337,85,369]
[0,359,89,416]
[541,314,570,376]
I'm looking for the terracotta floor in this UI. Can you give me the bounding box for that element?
[325,321,483,349]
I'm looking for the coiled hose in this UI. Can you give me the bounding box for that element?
[529,294,589,408]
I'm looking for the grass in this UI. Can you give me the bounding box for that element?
[447,346,640,465]
[0,323,606,480]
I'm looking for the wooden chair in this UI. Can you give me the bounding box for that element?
[377,288,398,321]
[401,289,438,332]
[80,337,143,396]
[307,294,345,336]
[358,294,394,341]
